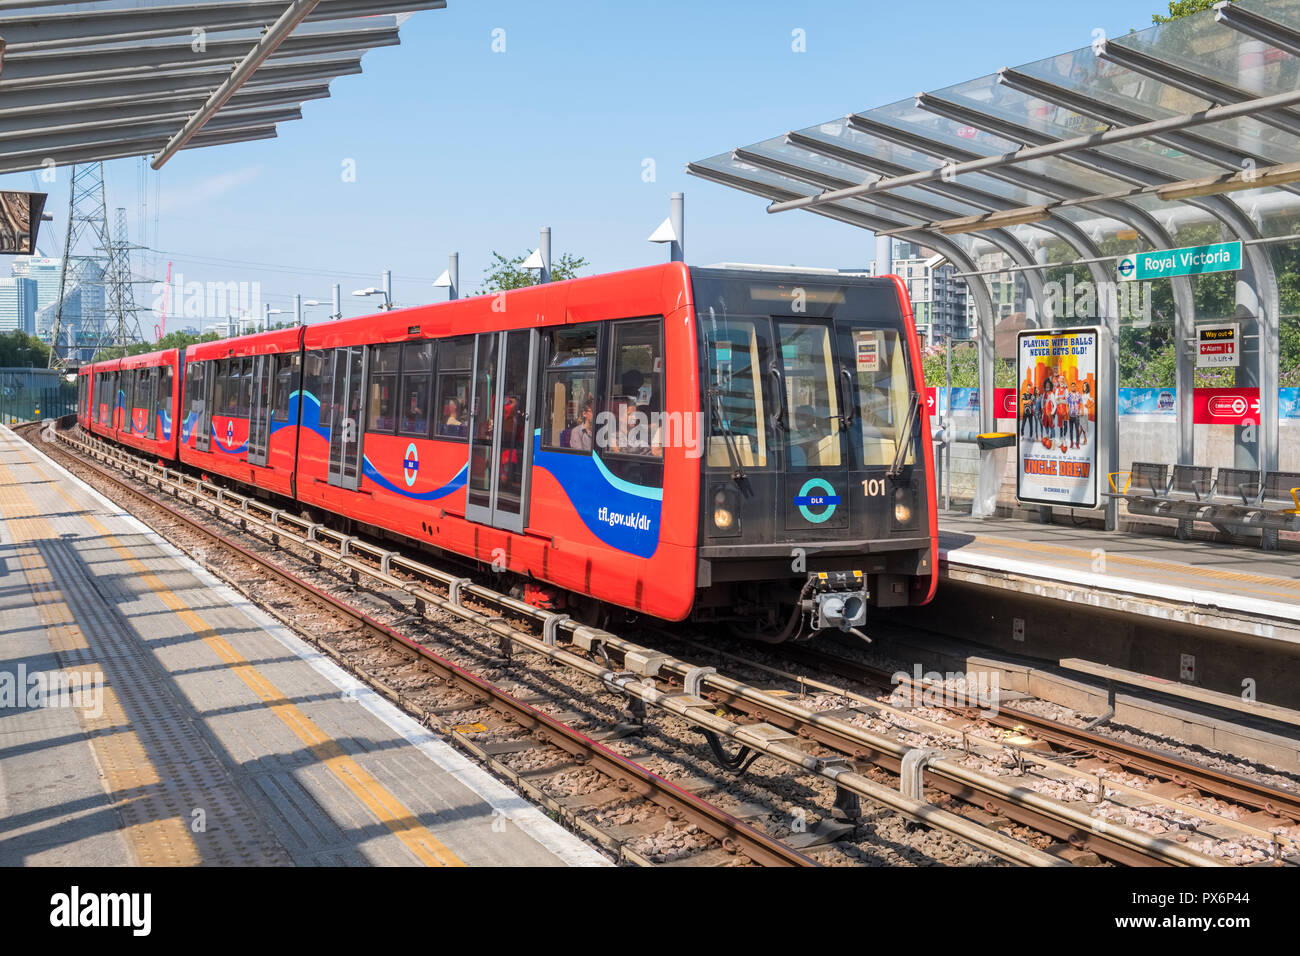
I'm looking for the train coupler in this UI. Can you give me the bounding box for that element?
[802,570,868,633]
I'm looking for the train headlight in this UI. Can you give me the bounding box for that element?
[893,486,915,527]
[712,487,739,533]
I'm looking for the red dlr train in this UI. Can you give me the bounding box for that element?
[77,263,936,640]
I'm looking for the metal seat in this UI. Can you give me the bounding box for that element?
[1167,464,1214,502]
[1211,467,1263,507]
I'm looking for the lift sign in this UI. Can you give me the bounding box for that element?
[1196,322,1239,368]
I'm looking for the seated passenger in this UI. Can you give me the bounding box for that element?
[439,398,467,438]
[568,397,594,451]
[401,393,427,435]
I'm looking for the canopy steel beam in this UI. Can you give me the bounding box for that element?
[731,144,1051,312]
[1096,38,1300,139]
[0,23,397,83]
[0,127,279,176]
[0,0,444,52]
[0,58,362,113]
[1214,0,1300,58]
[152,0,325,169]
[997,66,1299,178]
[0,108,300,166]
[769,84,1300,213]
[786,130,1017,213]
[0,84,331,139]
[916,85,1278,472]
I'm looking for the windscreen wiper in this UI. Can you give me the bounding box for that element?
[709,388,747,484]
[887,391,919,479]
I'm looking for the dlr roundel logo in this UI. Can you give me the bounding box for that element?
[403,443,419,487]
[1207,395,1252,418]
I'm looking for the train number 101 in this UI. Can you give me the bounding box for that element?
[861,479,887,497]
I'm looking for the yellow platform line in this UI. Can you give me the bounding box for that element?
[15,443,463,867]
[0,473,200,866]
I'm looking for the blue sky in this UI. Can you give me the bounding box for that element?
[9,0,1168,328]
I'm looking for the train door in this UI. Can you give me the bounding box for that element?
[247,354,273,467]
[326,346,366,490]
[465,329,537,534]
[196,362,213,452]
[144,368,159,439]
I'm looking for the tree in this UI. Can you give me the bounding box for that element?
[477,250,589,294]
[0,330,50,367]
[1153,0,1229,23]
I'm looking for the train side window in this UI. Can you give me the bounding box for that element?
[399,341,433,437]
[184,363,200,421]
[703,318,770,469]
[601,319,665,460]
[303,350,331,428]
[542,323,598,452]
[237,358,253,417]
[273,353,299,423]
[435,335,472,440]
[367,344,401,434]
[157,366,172,421]
[216,361,229,414]
[127,369,141,416]
[134,368,151,419]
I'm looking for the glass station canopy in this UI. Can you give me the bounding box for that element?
[0,1,446,174]
[688,0,1300,268]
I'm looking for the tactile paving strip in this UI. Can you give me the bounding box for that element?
[0,456,292,866]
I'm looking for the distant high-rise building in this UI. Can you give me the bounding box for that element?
[966,252,1027,329]
[0,277,38,334]
[879,240,971,344]
[10,256,64,311]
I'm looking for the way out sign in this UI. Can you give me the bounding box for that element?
[1197,322,1240,368]
[1116,240,1241,281]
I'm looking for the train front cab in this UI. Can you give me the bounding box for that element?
[688,268,937,640]
[77,364,92,431]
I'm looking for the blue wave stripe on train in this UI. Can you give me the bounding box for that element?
[362,459,468,500]
[531,432,662,559]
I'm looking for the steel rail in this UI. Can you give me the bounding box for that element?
[780,644,1300,825]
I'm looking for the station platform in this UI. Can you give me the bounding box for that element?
[0,426,607,867]
[938,513,1300,644]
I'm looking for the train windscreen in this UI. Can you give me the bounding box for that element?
[694,271,918,474]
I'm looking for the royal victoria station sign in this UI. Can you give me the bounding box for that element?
[1116,241,1242,282]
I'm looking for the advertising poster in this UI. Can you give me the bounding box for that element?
[1118,387,1177,420]
[1016,327,1101,509]
[1282,388,1300,425]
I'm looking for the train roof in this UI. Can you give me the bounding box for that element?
[185,325,304,361]
[302,262,690,350]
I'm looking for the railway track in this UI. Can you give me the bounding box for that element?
[782,643,1300,825]
[667,637,1299,866]
[28,420,1280,867]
